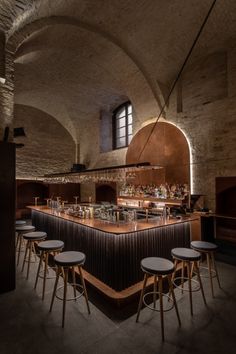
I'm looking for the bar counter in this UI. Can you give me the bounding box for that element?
[29,206,198,294]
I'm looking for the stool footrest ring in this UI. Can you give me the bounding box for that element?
[173,277,200,292]
[197,266,217,278]
[55,283,84,301]
[38,267,57,280]
[143,292,174,312]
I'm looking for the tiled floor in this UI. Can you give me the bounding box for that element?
[0,256,236,354]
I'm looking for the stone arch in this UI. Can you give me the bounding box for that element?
[6,15,164,114]
[14,103,76,178]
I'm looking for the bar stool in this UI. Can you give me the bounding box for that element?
[34,240,64,300]
[49,251,90,328]
[22,231,47,279]
[191,241,221,297]
[171,248,207,315]
[136,257,181,341]
[50,251,90,328]
[15,225,35,266]
[15,220,26,226]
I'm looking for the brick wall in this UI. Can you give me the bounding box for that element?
[80,50,236,211]
[166,51,236,210]
[14,104,75,178]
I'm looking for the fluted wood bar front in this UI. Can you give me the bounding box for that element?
[29,206,197,301]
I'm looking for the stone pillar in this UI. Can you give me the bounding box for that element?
[0,34,14,139]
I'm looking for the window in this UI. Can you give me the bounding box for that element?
[113,102,133,149]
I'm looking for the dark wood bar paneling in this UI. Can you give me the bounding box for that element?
[32,209,190,291]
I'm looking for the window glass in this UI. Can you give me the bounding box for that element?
[116,137,126,148]
[116,127,126,138]
[113,102,133,149]
[117,117,126,128]
[128,114,132,124]
[117,107,126,119]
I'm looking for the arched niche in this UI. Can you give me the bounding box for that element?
[96,183,117,204]
[126,122,190,186]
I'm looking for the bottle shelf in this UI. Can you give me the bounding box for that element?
[117,196,184,208]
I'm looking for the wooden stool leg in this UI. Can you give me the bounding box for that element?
[21,240,29,272]
[17,234,23,266]
[190,261,194,278]
[158,276,165,341]
[168,259,178,300]
[42,252,49,300]
[72,266,77,301]
[49,265,60,312]
[78,266,90,314]
[181,261,185,294]
[168,274,181,326]
[136,273,148,322]
[211,252,221,289]
[62,267,68,328]
[34,250,44,290]
[187,261,193,316]
[16,232,19,249]
[153,275,157,309]
[194,261,207,305]
[172,259,178,282]
[207,252,214,297]
[26,241,33,279]
[32,242,38,262]
[61,267,65,279]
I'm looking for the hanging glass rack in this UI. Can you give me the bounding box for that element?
[42,162,163,184]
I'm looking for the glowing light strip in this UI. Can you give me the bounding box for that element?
[165,121,193,193]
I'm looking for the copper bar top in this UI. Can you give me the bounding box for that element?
[28,205,198,234]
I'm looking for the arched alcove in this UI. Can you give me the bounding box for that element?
[126,121,190,186]
[14,104,75,178]
[96,184,116,204]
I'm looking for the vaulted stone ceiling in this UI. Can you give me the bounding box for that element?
[1,0,236,142]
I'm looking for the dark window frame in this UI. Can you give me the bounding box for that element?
[112,101,132,150]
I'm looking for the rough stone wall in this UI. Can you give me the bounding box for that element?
[165,50,236,210]
[80,49,236,211]
[0,49,14,137]
[80,182,96,203]
[0,2,234,210]
[14,104,75,178]
[10,46,236,210]
[78,113,127,170]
